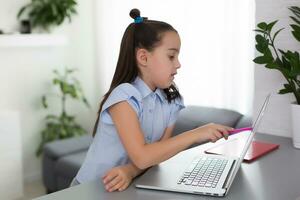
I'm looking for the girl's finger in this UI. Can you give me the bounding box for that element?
[217,125,233,131]
[214,131,223,139]
[118,181,129,191]
[221,129,229,139]
[106,175,122,190]
[103,170,118,184]
[215,127,229,139]
[223,132,229,140]
[108,180,125,192]
[216,126,229,133]
[222,125,234,131]
[210,135,217,142]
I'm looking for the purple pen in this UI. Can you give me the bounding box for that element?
[228,127,253,135]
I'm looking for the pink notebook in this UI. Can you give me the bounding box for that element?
[205,138,279,163]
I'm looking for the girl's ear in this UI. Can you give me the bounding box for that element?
[136,48,148,67]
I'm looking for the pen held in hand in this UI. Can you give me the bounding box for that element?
[228,127,253,136]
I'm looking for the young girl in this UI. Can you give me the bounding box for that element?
[72,8,232,192]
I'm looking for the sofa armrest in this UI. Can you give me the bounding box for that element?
[173,106,243,136]
[43,135,93,160]
[234,115,252,128]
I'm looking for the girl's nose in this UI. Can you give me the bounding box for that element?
[176,61,181,69]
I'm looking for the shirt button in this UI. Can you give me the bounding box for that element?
[149,109,152,113]
[151,93,155,98]
[146,136,151,142]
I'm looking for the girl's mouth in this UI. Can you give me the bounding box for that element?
[171,73,176,80]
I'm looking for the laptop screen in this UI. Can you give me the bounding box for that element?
[237,94,270,162]
[224,94,270,188]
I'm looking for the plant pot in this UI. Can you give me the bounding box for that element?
[20,20,31,34]
[291,102,300,149]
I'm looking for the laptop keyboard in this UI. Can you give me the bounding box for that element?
[177,156,228,188]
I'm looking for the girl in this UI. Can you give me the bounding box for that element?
[72,8,232,192]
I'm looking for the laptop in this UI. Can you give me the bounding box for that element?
[135,94,270,197]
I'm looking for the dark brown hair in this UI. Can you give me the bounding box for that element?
[92,8,181,136]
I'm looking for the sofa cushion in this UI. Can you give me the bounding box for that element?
[235,116,252,128]
[42,155,58,192]
[44,135,92,160]
[173,106,243,136]
[55,151,87,179]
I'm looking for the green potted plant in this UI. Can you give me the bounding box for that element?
[36,68,90,156]
[17,0,77,32]
[253,6,300,148]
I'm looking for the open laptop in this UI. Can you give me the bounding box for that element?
[135,94,270,197]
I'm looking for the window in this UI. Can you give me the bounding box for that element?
[95,0,255,115]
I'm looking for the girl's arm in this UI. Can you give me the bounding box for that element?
[102,126,177,192]
[125,125,175,177]
[102,162,144,192]
[109,101,232,170]
[159,125,175,141]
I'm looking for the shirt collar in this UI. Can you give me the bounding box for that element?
[133,76,167,102]
[155,88,167,103]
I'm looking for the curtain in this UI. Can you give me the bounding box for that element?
[94,0,255,115]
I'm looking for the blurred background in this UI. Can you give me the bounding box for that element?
[0,0,297,199]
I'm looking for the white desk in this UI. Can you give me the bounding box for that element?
[34,133,300,200]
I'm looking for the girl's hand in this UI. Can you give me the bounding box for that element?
[192,123,233,143]
[102,165,134,192]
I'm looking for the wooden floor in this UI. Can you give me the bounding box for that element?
[14,179,46,200]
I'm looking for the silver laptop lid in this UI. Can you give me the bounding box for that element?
[224,94,271,190]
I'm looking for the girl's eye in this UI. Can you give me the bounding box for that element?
[169,56,175,60]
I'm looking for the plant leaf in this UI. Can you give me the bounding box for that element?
[264,48,274,61]
[273,28,284,41]
[281,55,291,71]
[291,29,300,42]
[290,16,300,25]
[82,97,90,108]
[18,0,77,31]
[289,6,300,19]
[17,4,30,19]
[53,78,60,85]
[42,95,48,108]
[45,114,59,121]
[266,62,278,69]
[278,88,293,94]
[255,35,269,53]
[291,24,300,32]
[37,67,89,157]
[51,3,58,16]
[66,68,76,74]
[255,34,265,43]
[289,52,300,76]
[254,29,266,34]
[253,56,271,64]
[257,22,268,30]
[290,24,300,42]
[267,20,278,32]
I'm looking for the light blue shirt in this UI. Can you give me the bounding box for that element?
[76,76,185,183]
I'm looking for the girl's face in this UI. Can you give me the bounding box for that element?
[138,31,181,90]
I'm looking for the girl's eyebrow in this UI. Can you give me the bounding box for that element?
[167,48,179,52]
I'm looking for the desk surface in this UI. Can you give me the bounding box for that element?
[35,133,300,200]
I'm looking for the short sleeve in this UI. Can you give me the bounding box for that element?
[100,83,142,125]
[167,97,185,127]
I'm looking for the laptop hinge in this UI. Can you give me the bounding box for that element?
[222,160,236,189]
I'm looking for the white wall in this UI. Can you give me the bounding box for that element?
[0,0,98,182]
[0,111,23,199]
[254,0,299,137]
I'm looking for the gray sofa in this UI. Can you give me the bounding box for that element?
[42,105,252,193]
